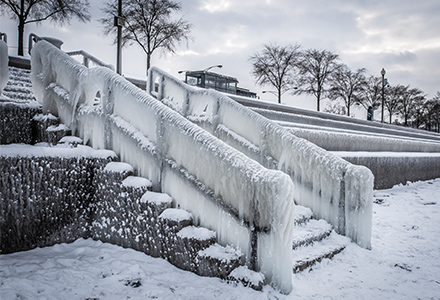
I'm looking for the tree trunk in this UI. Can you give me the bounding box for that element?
[317,94,320,111]
[18,19,25,56]
[146,53,151,75]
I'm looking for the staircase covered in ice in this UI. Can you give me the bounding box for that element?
[1,35,374,294]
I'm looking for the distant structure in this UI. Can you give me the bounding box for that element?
[182,70,257,98]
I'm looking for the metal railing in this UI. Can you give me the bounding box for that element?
[0,32,7,43]
[29,33,113,70]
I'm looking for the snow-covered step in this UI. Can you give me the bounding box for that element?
[159,208,193,231]
[197,243,244,279]
[294,205,313,225]
[292,231,350,273]
[292,219,332,249]
[141,190,173,217]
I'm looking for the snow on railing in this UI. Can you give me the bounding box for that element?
[30,40,295,294]
[0,34,8,95]
[148,66,374,250]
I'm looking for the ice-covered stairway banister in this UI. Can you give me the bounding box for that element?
[0,32,8,94]
[148,66,374,249]
[30,39,295,294]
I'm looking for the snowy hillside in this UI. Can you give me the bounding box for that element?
[1,178,439,299]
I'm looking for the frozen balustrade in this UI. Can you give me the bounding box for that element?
[30,40,295,294]
[148,66,374,250]
[0,36,8,95]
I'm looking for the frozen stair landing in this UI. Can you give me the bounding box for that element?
[292,205,350,273]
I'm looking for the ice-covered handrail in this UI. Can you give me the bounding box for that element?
[0,32,7,43]
[0,36,8,95]
[28,33,113,71]
[66,50,114,70]
[30,40,295,294]
[148,66,374,249]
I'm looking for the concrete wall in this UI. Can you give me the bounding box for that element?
[336,153,440,189]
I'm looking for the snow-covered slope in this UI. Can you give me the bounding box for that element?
[1,178,439,299]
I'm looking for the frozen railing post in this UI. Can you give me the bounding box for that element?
[147,66,374,249]
[30,40,296,294]
[0,34,8,95]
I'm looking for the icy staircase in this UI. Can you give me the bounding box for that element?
[292,205,350,273]
[2,65,349,290]
[1,66,35,103]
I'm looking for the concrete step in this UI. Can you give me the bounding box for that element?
[294,204,313,225]
[292,231,350,273]
[292,219,333,249]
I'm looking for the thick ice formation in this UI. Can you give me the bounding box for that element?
[148,66,374,250]
[31,40,295,293]
[0,40,8,94]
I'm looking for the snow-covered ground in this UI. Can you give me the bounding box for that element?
[1,178,439,299]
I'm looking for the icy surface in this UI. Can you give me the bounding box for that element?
[332,151,440,157]
[0,40,8,94]
[177,226,216,241]
[30,42,299,293]
[1,178,439,299]
[148,66,373,252]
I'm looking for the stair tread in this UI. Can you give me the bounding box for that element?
[293,205,313,225]
[159,208,193,222]
[177,225,216,241]
[292,219,332,248]
[292,231,350,270]
[198,243,243,262]
[121,176,152,189]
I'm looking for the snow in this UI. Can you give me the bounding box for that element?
[121,176,152,189]
[177,226,216,241]
[228,266,265,288]
[140,190,173,206]
[1,178,439,298]
[0,144,116,159]
[104,161,134,174]
[159,208,193,222]
[198,243,242,262]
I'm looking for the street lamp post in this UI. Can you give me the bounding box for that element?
[203,65,222,72]
[381,68,386,123]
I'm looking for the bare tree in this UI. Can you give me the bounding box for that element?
[100,0,192,72]
[356,75,382,111]
[296,49,340,111]
[385,84,406,123]
[0,0,91,56]
[249,43,301,104]
[424,92,440,132]
[324,99,346,115]
[328,65,366,116]
[397,86,426,126]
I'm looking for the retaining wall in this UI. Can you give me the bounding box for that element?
[0,146,242,279]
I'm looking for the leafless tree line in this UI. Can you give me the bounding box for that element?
[249,43,440,132]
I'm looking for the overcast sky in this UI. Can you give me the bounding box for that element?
[2,0,439,115]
